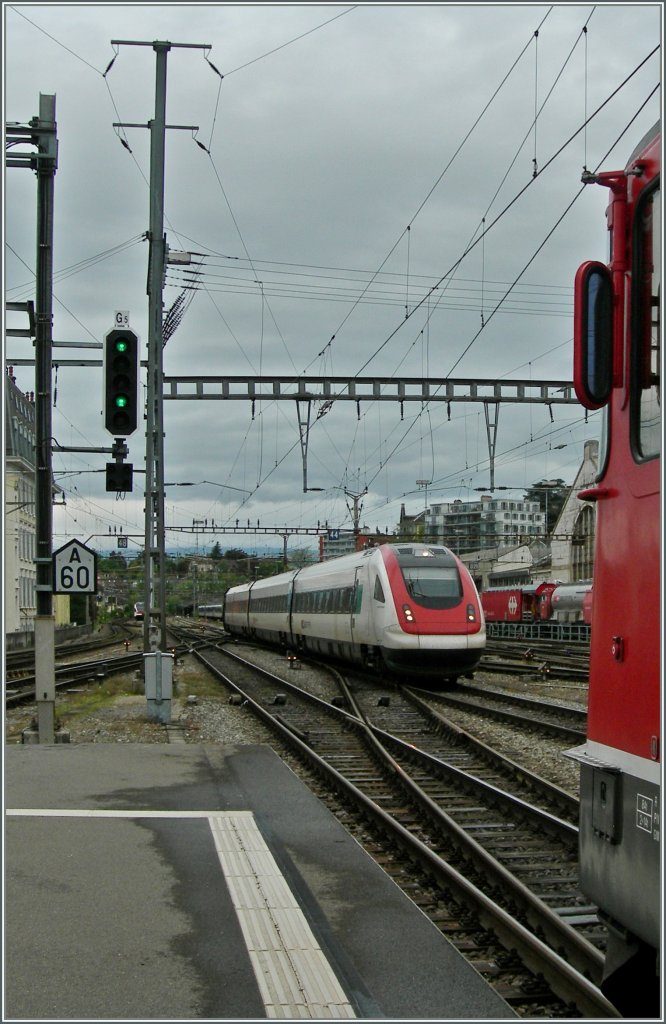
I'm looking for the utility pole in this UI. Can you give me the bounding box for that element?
[416,479,431,542]
[6,95,58,742]
[143,39,169,653]
[111,39,210,653]
[345,487,368,538]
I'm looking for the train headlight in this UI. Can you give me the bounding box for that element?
[402,604,415,622]
[466,603,476,622]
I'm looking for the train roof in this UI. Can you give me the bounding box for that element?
[626,120,660,166]
[225,542,462,593]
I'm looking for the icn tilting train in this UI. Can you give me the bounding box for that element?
[222,542,486,685]
[566,122,661,1016]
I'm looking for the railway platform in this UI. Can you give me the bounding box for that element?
[4,742,515,1020]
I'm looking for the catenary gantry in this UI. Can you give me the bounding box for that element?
[162,374,580,492]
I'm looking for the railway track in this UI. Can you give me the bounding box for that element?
[481,638,590,683]
[353,678,580,825]
[5,652,147,706]
[178,635,616,1018]
[5,622,139,676]
[412,682,588,742]
[5,635,197,708]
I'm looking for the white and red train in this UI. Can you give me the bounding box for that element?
[566,122,660,1015]
[220,542,485,684]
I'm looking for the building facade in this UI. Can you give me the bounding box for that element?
[318,528,397,561]
[4,369,37,633]
[549,440,598,584]
[423,495,546,554]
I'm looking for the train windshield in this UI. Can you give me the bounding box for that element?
[400,565,462,609]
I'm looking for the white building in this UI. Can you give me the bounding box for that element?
[550,439,598,584]
[459,441,599,589]
[4,369,37,633]
[425,495,546,554]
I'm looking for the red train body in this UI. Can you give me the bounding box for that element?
[481,581,589,624]
[566,123,660,1015]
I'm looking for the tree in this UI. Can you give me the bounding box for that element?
[210,541,223,560]
[224,548,248,561]
[98,551,127,573]
[524,479,570,535]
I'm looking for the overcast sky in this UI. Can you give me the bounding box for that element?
[4,2,661,557]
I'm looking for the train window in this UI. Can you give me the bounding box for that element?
[631,182,661,461]
[573,261,613,409]
[401,566,462,609]
[373,577,385,603]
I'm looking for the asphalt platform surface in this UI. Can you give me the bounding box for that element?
[4,743,516,1020]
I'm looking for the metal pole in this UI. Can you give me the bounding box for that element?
[34,94,58,743]
[143,42,170,653]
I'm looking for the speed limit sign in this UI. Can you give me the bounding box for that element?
[52,539,98,594]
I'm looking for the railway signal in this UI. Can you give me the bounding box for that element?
[103,328,139,435]
[105,461,134,492]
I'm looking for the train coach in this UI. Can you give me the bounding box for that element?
[223,542,486,684]
[481,581,558,623]
[481,580,592,631]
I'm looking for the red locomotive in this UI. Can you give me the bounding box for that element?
[566,122,660,1016]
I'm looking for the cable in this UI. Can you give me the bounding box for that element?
[220,6,359,78]
[353,57,659,377]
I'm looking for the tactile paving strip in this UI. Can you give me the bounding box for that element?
[209,812,356,1019]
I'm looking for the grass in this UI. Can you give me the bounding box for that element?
[4,654,225,745]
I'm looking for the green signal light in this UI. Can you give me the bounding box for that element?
[115,339,128,353]
[114,395,129,409]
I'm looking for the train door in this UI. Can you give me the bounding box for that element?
[350,568,364,644]
[350,564,377,663]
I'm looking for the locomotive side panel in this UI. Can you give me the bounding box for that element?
[569,122,661,1014]
[480,588,524,622]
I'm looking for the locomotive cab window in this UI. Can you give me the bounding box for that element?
[373,576,386,603]
[631,179,661,461]
[401,565,462,609]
